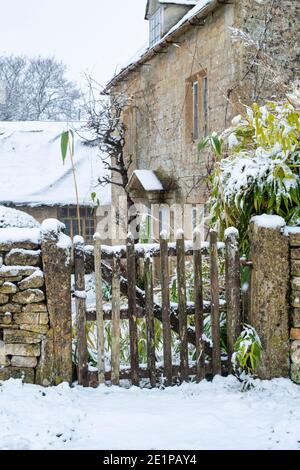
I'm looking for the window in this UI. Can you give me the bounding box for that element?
[58,206,96,244]
[193,81,199,140]
[186,73,209,142]
[149,9,161,47]
[203,76,209,137]
[159,206,169,235]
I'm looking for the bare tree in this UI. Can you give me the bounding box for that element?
[0,55,81,121]
[83,76,138,235]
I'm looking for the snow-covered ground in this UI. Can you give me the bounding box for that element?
[0,376,299,450]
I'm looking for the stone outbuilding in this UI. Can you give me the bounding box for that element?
[0,121,111,243]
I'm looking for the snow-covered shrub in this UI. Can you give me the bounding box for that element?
[201,86,300,254]
[0,206,40,228]
[232,324,262,391]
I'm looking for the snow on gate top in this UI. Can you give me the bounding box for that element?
[0,121,111,208]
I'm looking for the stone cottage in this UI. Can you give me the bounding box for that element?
[105,0,299,241]
[0,121,111,243]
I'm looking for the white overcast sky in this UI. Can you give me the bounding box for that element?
[0,0,149,87]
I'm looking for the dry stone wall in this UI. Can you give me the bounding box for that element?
[0,231,48,383]
[0,221,72,386]
[288,228,300,384]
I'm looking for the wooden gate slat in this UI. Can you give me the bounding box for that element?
[176,230,188,382]
[225,228,241,373]
[93,233,105,385]
[74,236,88,387]
[193,228,205,382]
[127,234,139,386]
[160,232,172,386]
[144,255,156,388]
[210,230,221,376]
[111,255,121,385]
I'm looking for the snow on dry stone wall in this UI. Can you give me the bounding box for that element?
[289,228,300,384]
[0,228,49,384]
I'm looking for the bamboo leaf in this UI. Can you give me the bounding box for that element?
[61,131,69,164]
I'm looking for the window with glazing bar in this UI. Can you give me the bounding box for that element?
[149,9,161,47]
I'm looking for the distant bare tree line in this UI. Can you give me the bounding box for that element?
[0,55,82,121]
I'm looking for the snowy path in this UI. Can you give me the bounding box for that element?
[0,376,299,450]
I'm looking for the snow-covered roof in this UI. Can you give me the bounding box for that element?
[127,170,164,192]
[0,121,111,208]
[106,0,218,91]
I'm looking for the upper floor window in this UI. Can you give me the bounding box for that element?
[186,72,209,143]
[149,9,161,47]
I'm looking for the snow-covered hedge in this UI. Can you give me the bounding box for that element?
[0,206,40,229]
[202,85,300,253]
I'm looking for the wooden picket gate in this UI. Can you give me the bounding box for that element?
[73,228,242,388]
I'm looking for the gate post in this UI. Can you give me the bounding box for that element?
[249,215,290,379]
[40,219,72,385]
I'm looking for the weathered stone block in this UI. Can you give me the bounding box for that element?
[0,293,9,305]
[10,356,37,368]
[19,324,49,334]
[5,249,41,267]
[291,340,300,365]
[289,231,300,247]
[39,311,49,325]
[291,308,300,328]
[0,241,39,252]
[0,266,38,278]
[12,289,45,305]
[0,312,12,325]
[290,328,300,340]
[5,276,22,282]
[5,343,40,357]
[0,340,10,366]
[290,363,300,384]
[35,329,54,387]
[291,291,300,309]
[13,312,40,326]
[0,303,22,313]
[0,366,35,383]
[3,329,43,344]
[0,282,17,294]
[291,248,300,260]
[249,218,290,379]
[18,271,44,291]
[22,303,47,313]
[291,277,300,290]
[291,260,300,277]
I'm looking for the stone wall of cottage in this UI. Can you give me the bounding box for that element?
[234,0,300,105]
[113,3,237,210]
[111,1,299,239]
[0,234,49,384]
[289,230,300,384]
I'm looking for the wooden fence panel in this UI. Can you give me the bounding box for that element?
[127,234,139,386]
[176,231,188,382]
[82,228,243,388]
[160,232,172,386]
[74,236,88,387]
[210,230,221,376]
[93,233,105,385]
[225,228,241,373]
[144,256,156,388]
[193,229,205,382]
[111,256,121,385]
